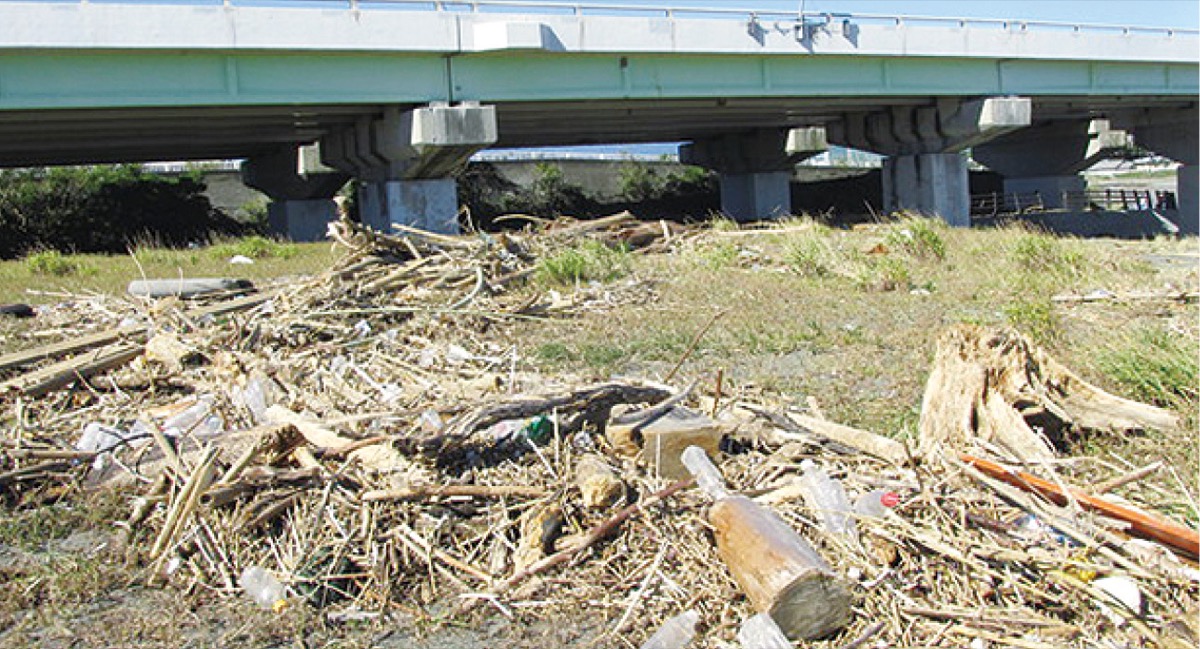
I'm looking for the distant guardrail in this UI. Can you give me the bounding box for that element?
[971,189,1178,216]
[7,0,1194,39]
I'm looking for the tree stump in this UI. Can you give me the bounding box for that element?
[918,325,1180,462]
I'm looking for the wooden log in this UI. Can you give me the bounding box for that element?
[684,447,851,641]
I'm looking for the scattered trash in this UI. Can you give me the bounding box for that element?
[0,303,35,318]
[127,277,255,299]
[640,610,699,649]
[0,217,1194,648]
[240,565,289,613]
[737,612,791,649]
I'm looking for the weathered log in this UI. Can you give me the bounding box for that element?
[434,381,672,450]
[918,325,1180,463]
[783,412,909,466]
[608,406,723,480]
[0,343,144,397]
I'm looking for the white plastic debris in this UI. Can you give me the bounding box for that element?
[228,254,255,265]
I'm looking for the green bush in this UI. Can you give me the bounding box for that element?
[0,165,242,259]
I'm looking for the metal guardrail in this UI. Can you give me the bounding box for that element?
[16,0,1198,38]
[971,189,1179,217]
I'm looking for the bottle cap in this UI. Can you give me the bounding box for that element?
[880,491,901,508]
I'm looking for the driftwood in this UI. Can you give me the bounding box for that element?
[918,325,1180,463]
[434,381,673,449]
[0,343,145,397]
[782,412,910,466]
[0,325,146,372]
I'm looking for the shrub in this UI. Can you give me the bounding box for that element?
[0,165,242,259]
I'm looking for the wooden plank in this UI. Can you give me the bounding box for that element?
[0,342,145,397]
[0,326,145,372]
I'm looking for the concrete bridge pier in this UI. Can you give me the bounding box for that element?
[241,145,349,242]
[973,119,1130,210]
[832,96,1032,225]
[1111,107,1200,235]
[322,103,497,235]
[680,127,827,221]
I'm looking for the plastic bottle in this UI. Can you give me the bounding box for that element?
[241,378,268,424]
[640,609,699,649]
[799,460,857,540]
[163,397,223,438]
[239,566,289,613]
[737,612,791,649]
[854,489,901,519]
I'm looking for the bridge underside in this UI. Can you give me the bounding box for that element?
[0,95,1193,167]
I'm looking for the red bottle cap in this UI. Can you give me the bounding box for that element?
[880,491,901,508]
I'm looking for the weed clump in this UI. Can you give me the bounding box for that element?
[536,240,631,285]
[1010,231,1086,278]
[783,225,838,278]
[208,236,298,261]
[24,250,93,277]
[885,216,947,261]
[1001,297,1060,343]
[1096,326,1199,412]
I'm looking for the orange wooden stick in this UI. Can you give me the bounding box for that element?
[960,453,1199,560]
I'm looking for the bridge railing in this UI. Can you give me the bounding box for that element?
[21,0,1197,39]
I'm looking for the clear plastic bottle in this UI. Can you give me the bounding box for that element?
[239,566,289,613]
[163,397,224,438]
[640,610,699,649]
[854,489,900,519]
[799,460,857,540]
[737,612,791,649]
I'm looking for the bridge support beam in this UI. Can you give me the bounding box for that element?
[1110,107,1200,235]
[679,127,826,221]
[973,119,1130,210]
[321,103,497,235]
[241,145,349,242]
[831,96,1032,225]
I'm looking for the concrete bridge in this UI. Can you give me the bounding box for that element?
[0,0,1196,235]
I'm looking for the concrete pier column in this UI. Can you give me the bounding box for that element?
[321,103,497,235]
[829,96,1032,226]
[1177,165,1198,236]
[359,178,459,234]
[241,144,349,242]
[680,127,826,221]
[882,153,969,226]
[1111,108,1200,235]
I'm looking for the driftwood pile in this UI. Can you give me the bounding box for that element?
[0,218,1196,648]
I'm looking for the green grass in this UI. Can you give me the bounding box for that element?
[23,250,96,278]
[884,215,947,261]
[535,240,631,286]
[1096,326,1199,413]
[0,238,336,304]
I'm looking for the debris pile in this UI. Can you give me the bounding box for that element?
[1,217,1196,648]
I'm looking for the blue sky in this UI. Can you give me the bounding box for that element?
[528,0,1199,29]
